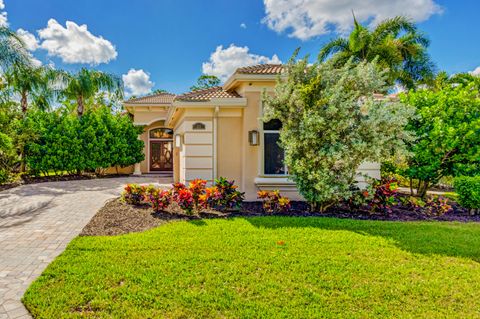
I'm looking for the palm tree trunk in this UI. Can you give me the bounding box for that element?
[21,91,28,114]
[77,96,84,117]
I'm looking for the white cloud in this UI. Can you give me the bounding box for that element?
[262,0,443,40]
[122,69,154,96]
[0,1,4,10]
[240,23,247,29]
[37,19,117,65]
[470,67,480,76]
[17,29,40,51]
[0,11,7,27]
[202,44,281,81]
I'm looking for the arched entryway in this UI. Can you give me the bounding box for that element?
[149,127,173,172]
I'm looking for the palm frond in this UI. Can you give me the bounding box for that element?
[318,38,349,62]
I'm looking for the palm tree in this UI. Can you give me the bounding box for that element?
[62,68,123,117]
[5,64,45,113]
[318,15,434,89]
[0,26,30,70]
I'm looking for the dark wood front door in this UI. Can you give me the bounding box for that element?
[150,141,173,171]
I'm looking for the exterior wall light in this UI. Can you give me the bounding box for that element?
[248,130,259,146]
[175,134,182,147]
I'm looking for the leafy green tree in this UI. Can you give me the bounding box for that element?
[190,75,221,91]
[152,89,168,94]
[263,57,415,211]
[61,68,123,117]
[400,76,480,197]
[318,16,434,89]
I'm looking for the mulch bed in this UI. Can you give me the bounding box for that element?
[82,197,480,236]
[0,173,130,192]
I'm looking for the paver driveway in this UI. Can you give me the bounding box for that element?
[0,176,170,319]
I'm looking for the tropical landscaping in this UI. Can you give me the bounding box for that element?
[0,12,479,318]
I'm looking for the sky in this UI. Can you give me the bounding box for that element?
[3,0,480,95]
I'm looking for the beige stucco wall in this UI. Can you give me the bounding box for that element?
[217,114,243,186]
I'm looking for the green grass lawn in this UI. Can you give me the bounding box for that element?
[23,217,480,318]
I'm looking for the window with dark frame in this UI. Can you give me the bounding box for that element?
[263,119,286,175]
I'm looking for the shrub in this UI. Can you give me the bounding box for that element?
[424,196,452,216]
[368,179,399,213]
[25,107,144,175]
[122,183,147,205]
[147,189,171,213]
[188,179,207,210]
[257,190,291,213]
[210,177,244,211]
[173,188,194,215]
[454,176,480,213]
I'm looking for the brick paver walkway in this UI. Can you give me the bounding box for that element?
[0,176,170,318]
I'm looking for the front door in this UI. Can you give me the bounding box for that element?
[150,141,173,171]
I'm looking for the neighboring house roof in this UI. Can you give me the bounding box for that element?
[126,92,176,104]
[175,86,242,101]
[236,64,284,75]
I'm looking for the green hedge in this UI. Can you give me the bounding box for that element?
[454,176,480,211]
[25,108,144,175]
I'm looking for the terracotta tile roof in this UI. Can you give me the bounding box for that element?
[175,86,242,101]
[126,92,176,104]
[235,64,284,75]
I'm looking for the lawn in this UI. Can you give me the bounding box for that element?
[23,217,480,318]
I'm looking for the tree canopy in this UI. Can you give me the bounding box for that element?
[190,75,221,91]
[318,16,435,89]
[400,74,480,197]
[263,56,415,210]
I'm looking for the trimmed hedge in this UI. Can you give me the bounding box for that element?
[454,176,480,212]
[25,108,144,175]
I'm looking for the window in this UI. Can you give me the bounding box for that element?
[263,119,286,175]
[150,128,173,139]
[192,122,206,130]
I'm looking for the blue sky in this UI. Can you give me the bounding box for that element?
[4,0,480,95]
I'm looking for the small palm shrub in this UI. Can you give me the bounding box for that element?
[454,176,480,214]
[257,190,291,213]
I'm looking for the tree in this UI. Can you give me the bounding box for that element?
[400,75,480,197]
[318,15,434,89]
[0,26,30,70]
[5,64,56,113]
[190,75,221,91]
[62,68,123,117]
[263,57,415,211]
[152,89,168,94]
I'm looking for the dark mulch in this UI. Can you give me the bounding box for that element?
[0,173,130,192]
[82,197,480,236]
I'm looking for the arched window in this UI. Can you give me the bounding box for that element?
[192,122,206,130]
[150,128,173,139]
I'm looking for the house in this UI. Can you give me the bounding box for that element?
[123,64,380,200]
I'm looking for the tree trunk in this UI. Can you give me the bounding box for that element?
[77,96,84,117]
[21,92,28,114]
[409,177,414,196]
[417,180,430,198]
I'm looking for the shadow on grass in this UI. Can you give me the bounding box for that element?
[239,216,480,263]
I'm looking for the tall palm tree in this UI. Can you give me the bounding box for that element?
[5,64,46,113]
[318,16,435,89]
[62,68,123,117]
[0,26,30,70]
